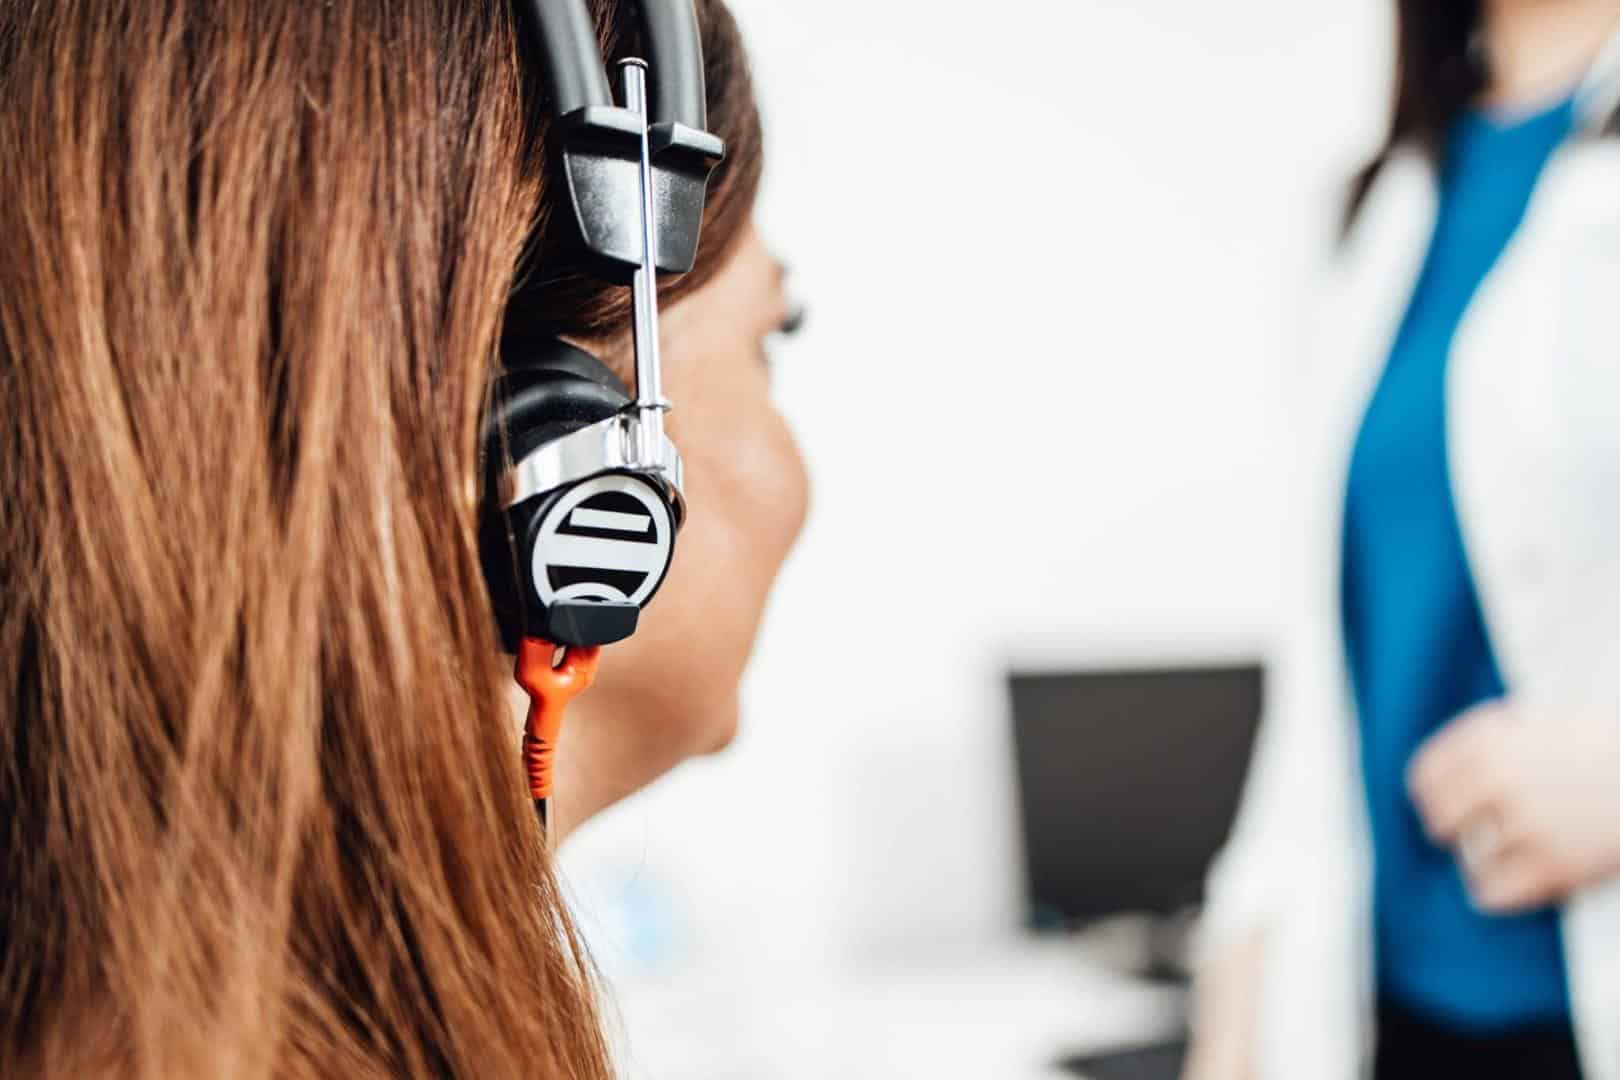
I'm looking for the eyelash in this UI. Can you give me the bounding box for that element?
[776,303,807,338]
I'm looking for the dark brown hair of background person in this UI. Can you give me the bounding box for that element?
[1346,1,1620,230]
[0,1,760,1077]
[1346,1,1490,229]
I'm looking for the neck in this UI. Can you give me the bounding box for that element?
[1483,0,1620,108]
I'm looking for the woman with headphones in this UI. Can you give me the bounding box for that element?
[1187,3,1620,1079]
[0,0,805,1077]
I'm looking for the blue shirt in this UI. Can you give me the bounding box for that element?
[1342,96,1576,1033]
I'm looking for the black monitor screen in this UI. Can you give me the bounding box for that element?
[1009,664,1263,926]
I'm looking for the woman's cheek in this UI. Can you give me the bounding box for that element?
[632,496,758,741]
[724,409,810,561]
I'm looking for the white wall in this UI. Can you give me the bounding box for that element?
[562,0,1390,1020]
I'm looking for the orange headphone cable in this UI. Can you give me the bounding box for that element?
[514,636,601,830]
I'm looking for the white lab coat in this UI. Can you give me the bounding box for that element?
[1201,35,1620,1080]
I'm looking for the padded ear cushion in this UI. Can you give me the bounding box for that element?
[485,370,628,465]
[482,338,630,470]
[501,336,628,392]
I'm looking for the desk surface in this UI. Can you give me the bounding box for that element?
[605,938,1187,1080]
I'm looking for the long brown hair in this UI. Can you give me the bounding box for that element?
[0,1,759,1077]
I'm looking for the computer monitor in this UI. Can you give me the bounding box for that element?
[1009,663,1263,926]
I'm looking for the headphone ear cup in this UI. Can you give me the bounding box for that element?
[480,345,632,653]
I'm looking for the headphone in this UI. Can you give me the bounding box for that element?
[481,0,724,654]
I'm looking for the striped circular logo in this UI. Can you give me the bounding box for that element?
[530,474,675,608]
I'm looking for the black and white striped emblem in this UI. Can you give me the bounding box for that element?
[530,474,675,609]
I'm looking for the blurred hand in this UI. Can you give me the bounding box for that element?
[1409,700,1620,913]
[1181,929,1263,1080]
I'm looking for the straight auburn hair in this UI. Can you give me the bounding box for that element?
[0,1,759,1077]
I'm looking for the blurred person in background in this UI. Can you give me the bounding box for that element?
[1186,2,1620,1079]
[0,0,803,1077]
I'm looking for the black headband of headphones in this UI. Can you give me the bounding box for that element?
[520,0,706,130]
[515,0,724,280]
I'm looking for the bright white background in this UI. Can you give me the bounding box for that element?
[562,2,1391,1076]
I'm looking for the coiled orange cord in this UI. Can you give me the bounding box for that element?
[514,637,600,828]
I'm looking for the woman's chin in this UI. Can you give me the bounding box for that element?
[700,695,743,754]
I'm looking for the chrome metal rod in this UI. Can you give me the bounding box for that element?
[619,59,670,442]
